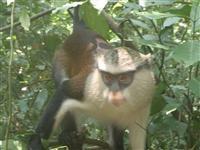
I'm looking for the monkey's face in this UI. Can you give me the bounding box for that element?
[96,47,155,108]
[100,70,135,106]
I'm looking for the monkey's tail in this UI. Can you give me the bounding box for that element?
[72,6,86,32]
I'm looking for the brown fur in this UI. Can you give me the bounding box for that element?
[53,27,110,96]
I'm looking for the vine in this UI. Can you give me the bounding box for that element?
[5,1,15,150]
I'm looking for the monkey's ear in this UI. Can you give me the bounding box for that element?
[140,53,154,65]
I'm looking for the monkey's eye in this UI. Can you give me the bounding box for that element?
[101,71,114,84]
[103,73,113,83]
[118,74,132,84]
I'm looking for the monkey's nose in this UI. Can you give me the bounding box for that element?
[108,91,126,107]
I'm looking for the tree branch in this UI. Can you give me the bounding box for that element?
[101,10,121,36]
[101,11,138,49]
[0,8,55,32]
[85,138,111,149]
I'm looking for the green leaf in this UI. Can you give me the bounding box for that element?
[149,115,187,137]
[151,82,167,115]
[165,116,187,136]
[0,140,26,150]
[51,0,68,7]
[18,100,28,113]
[35,64,46,70]
[136,11,175,20]
[166,4,191,17]
[0,123,6,139]
[19,10,30,31]
[190,1,200,31]
[171,41,200,66]
[35,89,48,110]
[188,78,200,98]
[44,35,61,52]
[131,19,150,30]
[136,38,169,50]
[80,2,110,39]
[165,117,187,137]
[162,96,182,115]
[163,17,181,27]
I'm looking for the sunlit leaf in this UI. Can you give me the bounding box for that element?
[0,140,25,150]
[90,0,108,12]
[19,10,30,31]
[53,1,85,13]
[136,11,175,20]
[139,0,174,7]
[7,0,14,6]
[36,64,46,70]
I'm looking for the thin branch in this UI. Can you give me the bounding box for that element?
[101,10,124,41]
[101,10,121,35]
[5,2,15,150]
[85,138,111,149]
[126,19,144,39]
[0,8,55,32]
[195,62,199,78]
[180,27,188,42]
[174,1,192,4]
[150,20,163,44]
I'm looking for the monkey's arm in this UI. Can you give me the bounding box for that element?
[53,99,88,129]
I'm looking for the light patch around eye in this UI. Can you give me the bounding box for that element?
[97,56,137,74]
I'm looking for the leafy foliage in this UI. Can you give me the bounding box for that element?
[0,0,199,150]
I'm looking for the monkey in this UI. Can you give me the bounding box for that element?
[53,47,155,150]
[28,7,155,150]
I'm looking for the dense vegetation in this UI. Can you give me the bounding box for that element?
[0,0,199,149]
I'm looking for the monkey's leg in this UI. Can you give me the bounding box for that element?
[28,81,78,150]
[108,125,124,150]
[129,106,150,150]
[58,112,83,150]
